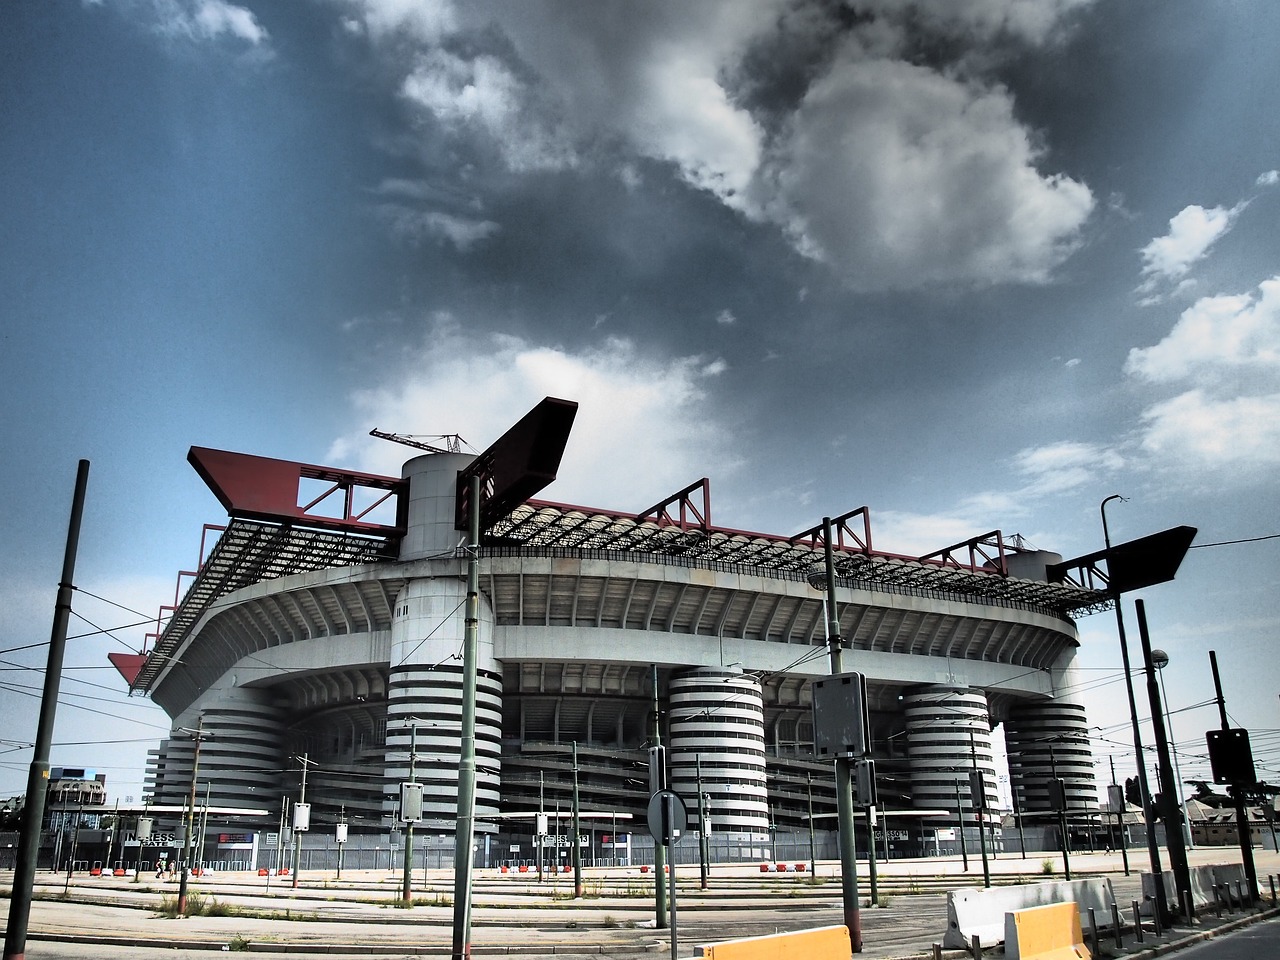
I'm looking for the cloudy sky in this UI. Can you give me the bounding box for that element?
[2,0,1278,804]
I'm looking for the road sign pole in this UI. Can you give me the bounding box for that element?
[666,791,678,960]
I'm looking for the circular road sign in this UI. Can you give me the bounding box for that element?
[646,789,688,845]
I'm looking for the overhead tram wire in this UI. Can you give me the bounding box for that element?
[1188,533,1280,548]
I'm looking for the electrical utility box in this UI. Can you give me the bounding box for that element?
[853,758,877,808]
[812,671,870,758]
[336,822,348,844]
[400,782,425,823]
[136,816,154,842]
[1207,728,1256,785]
[968,769,987,811]
[1046,779,1067,812]
[293,802,311,832]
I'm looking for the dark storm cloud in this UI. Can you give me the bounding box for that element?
[340,0,1098,291]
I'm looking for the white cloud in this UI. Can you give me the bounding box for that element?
[327,321,742,508]
[1126,277,1280,383]
[150,0,269,45]
[715,309,736,326]
[1064,357,1081,368]
[374,204,499,251]
[401,49,576,172]
[1137,202,1246,290]
[1137,390,1280,470]
[758,55,1094,287]
[351,0,455,40]
[1257,170,1279,187]
[1012,440,1123,495]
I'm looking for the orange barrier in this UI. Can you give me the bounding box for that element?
[1004,901,1090,960]
[696,924,850,960]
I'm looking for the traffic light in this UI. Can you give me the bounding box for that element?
[1047,778,1067,811]
[968,769,986,811]
[1124,777,1141,808]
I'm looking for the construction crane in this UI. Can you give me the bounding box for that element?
[369,429,468,455]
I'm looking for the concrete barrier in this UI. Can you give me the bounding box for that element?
[695,924,850,959]
[1005,901,1090,960]
[943,878,1115,949]
[1141,863,1250,915]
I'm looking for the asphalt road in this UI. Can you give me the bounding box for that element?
[1155,915,1280,959]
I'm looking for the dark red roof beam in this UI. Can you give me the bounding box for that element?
[189,446,407,536]
[635,478,712,532]
[918,531,1008,576]
[790,506,873,555]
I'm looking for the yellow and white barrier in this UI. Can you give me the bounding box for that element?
[1004,901,1090,960]
[695,924,850,960]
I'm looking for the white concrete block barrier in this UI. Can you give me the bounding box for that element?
[1140,863,1253,916]
[942,878,1116,949]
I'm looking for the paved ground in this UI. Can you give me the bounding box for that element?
[2,848,1278,958]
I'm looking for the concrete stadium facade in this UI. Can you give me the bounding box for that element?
[133,442,1107,858]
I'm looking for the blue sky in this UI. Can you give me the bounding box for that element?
[2,0,1277,804]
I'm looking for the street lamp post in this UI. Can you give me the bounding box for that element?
[1150,649,1193,849]
[820,517,862,953]
[1100,495,1168,922]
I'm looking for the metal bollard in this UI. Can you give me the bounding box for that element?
[1132,900,1144,943]
[1088,907,1101,956]
[1271,874,1277,906]
[932,944,943,960]
[1111,901,1124,948]
[1152,898,1164,938]
[1183,889,1196,925]
[971,932,982,958]
[1214,884,1224,917]
[1237,879,1248,909]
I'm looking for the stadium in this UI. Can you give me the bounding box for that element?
[116,399,1109,864]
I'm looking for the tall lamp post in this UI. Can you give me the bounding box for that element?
[1150,650,1193,849]
[1100,495,1168,922]
[818,517,862,953]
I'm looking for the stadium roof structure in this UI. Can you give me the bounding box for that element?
[126,448,1110,695]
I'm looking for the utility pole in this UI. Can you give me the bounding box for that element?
[697,756,708,890]
[1109,756,1130,876]
[822,517,862,952]
[4,460,89,960]
[292,753,309,890]
[1049,745,1071,881]
[970,729,991,888]
[538,770,545,882]
[1012,788,1026,860]
[1209,650,1259,901]
[1137,601,1192,915]
[177,716,206,915]
[450,473,481,960]
[403,722,418,905]
[953,781,968,871]
[571,741,583,898]
[337,806,346,880]
[651,665,668,929]
[806,771,817,877]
